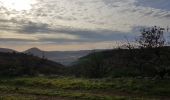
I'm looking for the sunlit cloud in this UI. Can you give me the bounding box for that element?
[0,0,37,11]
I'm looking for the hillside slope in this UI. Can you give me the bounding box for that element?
[0,52,65,76]
[71,47,170,78]
[0,48,17,53]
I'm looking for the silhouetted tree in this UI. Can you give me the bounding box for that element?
[138,26,165,48]
[136,26,169,79]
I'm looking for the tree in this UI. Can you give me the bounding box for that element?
[138,26,165,48]
[136,26,169,79]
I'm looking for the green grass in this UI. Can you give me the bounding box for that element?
[0,77,169,100]
[0,95,35,100]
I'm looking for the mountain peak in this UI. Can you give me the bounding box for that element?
[25,47,42,52]
[24,47,44,56]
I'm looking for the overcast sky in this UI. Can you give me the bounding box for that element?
[0,0,170,51]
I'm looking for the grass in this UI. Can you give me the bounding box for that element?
[0,76,169,100]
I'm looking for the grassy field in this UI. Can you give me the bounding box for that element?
[0,77,169,100]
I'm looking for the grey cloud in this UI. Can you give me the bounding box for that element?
[0,16,138,44]
[163,14,170,18]
[0,38,36,42]
[136,0,170,11]
[0,18,136,43]
[134,0,170,18]
[19,22,49,33]
[0,18,32,32]
[19,22,134,41]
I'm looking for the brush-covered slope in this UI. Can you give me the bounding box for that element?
[0,52,65,76]
[70,47,170,78]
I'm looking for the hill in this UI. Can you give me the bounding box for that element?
[0,52,65,76]
[0,48,17,53]
[0,47,93,66]
[70,47,170,78]
[24,47,91,65]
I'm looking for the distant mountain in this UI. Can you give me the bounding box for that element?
[24,47,91,65]
[0,52,65,76]
[25,47,42,53]
[0,48,17,53]
[24,47,44,57]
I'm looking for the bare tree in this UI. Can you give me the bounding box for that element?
[138,26,165,48]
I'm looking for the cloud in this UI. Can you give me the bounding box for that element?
[0,21,135,43]
[19,22,49,33]
[0,0,170,50]
[135,0,170,11]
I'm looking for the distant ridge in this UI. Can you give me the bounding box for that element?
[23,47,91,65]
[0,48,17,53]
[0,47,103,65]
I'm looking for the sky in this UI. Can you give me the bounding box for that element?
[0,0,170,51]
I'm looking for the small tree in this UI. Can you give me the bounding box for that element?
[138,26,165,48]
